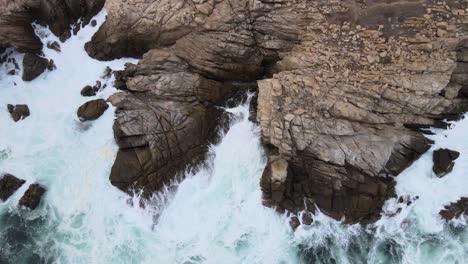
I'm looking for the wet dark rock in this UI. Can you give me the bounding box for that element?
[93,80,102,91]
[72,22,81,35]
[77,99,108,121]
[0,174,26,202]
[432,148,460,177]
[91,20,97,27]
[47,59,56,71]
[80,85,96,97]
[289,216,300,231]
[46,41,61,52]
[22,53,49,81]
[7,104,30,122]
[301,213,313,225]
[440,197,468,220]
[102,66,112,79]
[7,69,16,75]
[18,184,46,210]
[59,31,72,43]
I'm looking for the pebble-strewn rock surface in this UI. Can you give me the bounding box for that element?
[84,0,468,222]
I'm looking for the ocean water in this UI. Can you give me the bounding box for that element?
[0,10,466,264]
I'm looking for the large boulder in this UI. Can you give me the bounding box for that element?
[18,184,46,210]
[0,174,26,201]
[7,104,30,122]
[77,99,108,121]
[432,148,460,177]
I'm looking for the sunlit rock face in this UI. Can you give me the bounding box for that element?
[83,0,468,222]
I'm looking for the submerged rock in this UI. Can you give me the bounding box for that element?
[22,53,49,81]
[18,184,46,210]
[7,104,30,122]
[432,149,460,177]
[0,174,26,202]
[440,198,468,220]
[77,99,108,121]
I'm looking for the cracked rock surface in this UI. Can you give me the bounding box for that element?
[85,0,468,222]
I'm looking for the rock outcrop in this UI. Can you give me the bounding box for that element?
[257,1,468,223]
[0,0,104,53]
[108,49,230,195]
[432,148,460,177]
[440,197,468,220]
[77,99,108,121]
[18,184,46,210]
[0,174,26,201]
[85,0,312,198]
[85,0,468,222]
[7,104,30,122]
[22,53,51,81]
[80,85,96,97]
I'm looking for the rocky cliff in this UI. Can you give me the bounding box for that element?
[2,0,467,223]
[258,1,468,223]
[0,0,104,52]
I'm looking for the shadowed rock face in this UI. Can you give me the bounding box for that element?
[432,148,460,177]
[0,0,104,53]
[85,0,468,222]
[108,50,231,196]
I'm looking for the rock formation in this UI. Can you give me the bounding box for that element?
[7,104,30,122]
[18,184,46,210]
[81,85,96,97]
[257,1,468,223]
[432,148,460,177]
[84,0,468,222]
[108,49,230,195]
[0,0,104,53]
[77,99,108,121]
[440,197,468,220]
[0,174,26,201]
[22,53,51,81]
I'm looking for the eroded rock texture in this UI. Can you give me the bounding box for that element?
[0,0,104,53]
[87,0,312,196]
[258,1,468,223]
[86,0,468,222]
[108,50,230,195]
